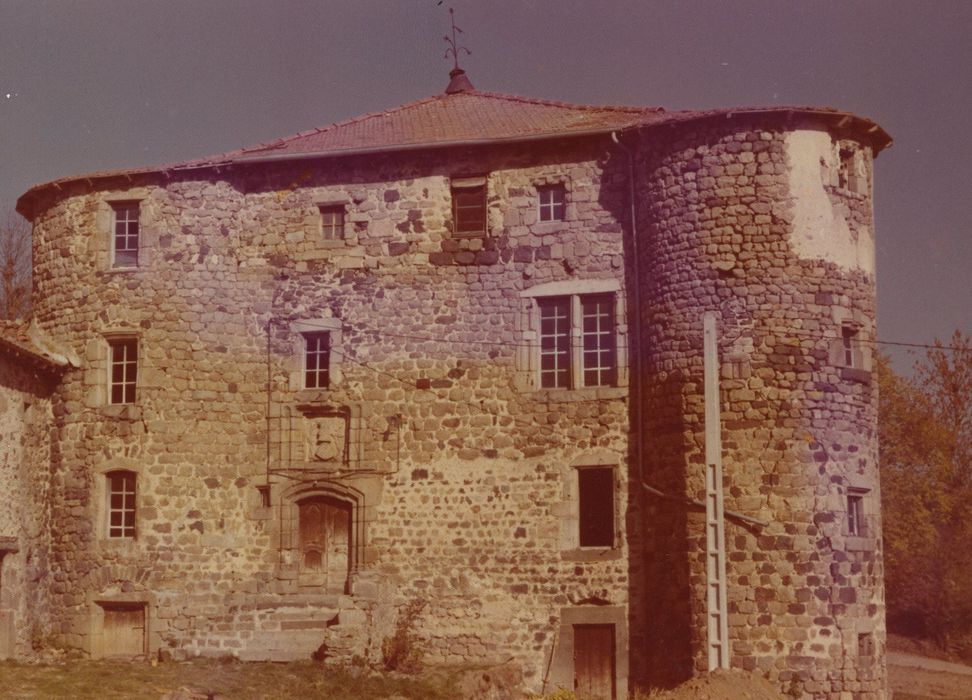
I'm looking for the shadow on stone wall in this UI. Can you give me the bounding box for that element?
[598,147,696,690]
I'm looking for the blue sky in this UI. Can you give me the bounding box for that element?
[1,0,968,372]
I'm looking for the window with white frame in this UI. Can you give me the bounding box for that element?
[319,205,345,241]
[111,202,140,267]
[451,175,487,236]
[303,332,331,389]
[106,470,137,539]
[108,338,138,404]
[538,184,566,222]
[538,294,616,389]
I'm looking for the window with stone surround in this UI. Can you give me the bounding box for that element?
[847,489,867,536]
[108,338,138,404]
[559,453,622,560]
[106,471,137,539]
[110,202,140,268]
[525,283,622,392]
[289,319,343,392]
[538,295,616,389]
[578,467,615,548]
[451,175,487,237]
[319,204,346,241]
[538,184,566,222]
[303,332,331,389]
[842,325,858,368]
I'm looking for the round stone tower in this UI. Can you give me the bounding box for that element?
[631,113,885,698]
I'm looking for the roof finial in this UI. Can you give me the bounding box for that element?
[443,7,474,94]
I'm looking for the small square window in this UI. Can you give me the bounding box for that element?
[304,332,330,389]
[847,491,866,536]
[108,338,138,405]
[538,185,566,222]
[111,202,140,268]
[578,467,614,548]
[451,176,487,236]
[107,471,137,539]
[320,206,345,240]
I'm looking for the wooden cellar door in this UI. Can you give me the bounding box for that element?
[573,623,616,700]
[101,603,146,658]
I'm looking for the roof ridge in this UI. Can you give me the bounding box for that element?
[466,89,664,115]
[238,95,445,155]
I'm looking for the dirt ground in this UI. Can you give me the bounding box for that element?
[0,648,969,699]
[887,652,972,699]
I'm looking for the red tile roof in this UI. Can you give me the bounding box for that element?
[233,90,663,160]
[16,85,892,218]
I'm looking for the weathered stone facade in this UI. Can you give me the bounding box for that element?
[6,82,890,698]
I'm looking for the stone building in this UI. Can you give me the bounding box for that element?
[2,68,891,698]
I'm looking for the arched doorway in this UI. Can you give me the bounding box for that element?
[297,496,352,594]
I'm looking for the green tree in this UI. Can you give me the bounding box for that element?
[879,332,972,652]
[0,209,31,319]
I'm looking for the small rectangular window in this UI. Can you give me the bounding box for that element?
[838,147,858,192]
[538,184,566,222]
[107,471,137,539]
[320,205,345,240]
[539,297,571,389]
[304,332,331,389]
[847,491,866,536]
[452,176,487,236]
[842,326,857,367]
[578,467,614,548]
[858,632,874,657]
[111,202,140,268]
[109,338,138,404]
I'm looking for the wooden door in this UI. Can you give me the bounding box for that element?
[573,624,615,700]
[102,604,145,657]
[298,497,352,593]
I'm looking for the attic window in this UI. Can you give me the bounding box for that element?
[451,176,487,236]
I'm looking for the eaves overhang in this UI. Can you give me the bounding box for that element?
[16,104,890,221]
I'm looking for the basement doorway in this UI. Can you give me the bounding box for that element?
[98,602,146,658]
[573,623,616,700]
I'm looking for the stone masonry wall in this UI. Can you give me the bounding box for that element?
[26,137,635,690]
[632,117,884,699]
[0,356,58,657]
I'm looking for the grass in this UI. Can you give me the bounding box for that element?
[0,658,460,699]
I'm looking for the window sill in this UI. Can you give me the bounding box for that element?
[97,537,139,555]
[526,386,628,402]
[102,403,143,420]
[534,221,565,234]
[561,547,622,562]
[840,367,871,384]
[451,230,486,239]
[293,388,334,403]
[844,536,875,552]
[106,266,139,274]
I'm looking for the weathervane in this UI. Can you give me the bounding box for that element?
[443,8,471,71]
